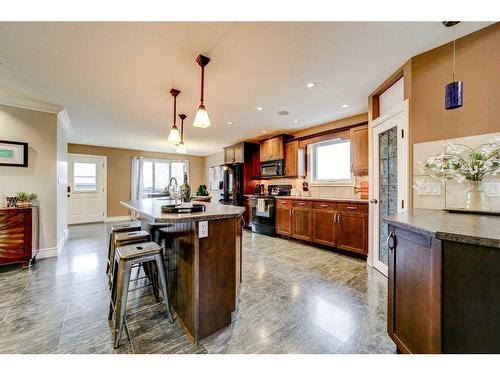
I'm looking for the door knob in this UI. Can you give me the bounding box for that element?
[370,199,378,204]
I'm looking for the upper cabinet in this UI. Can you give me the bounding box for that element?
[223,142,245,163]
[350,124,368,176]
[260,136,284,162]
[284,140,305,178]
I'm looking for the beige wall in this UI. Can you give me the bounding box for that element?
[68,144,205,217]
[410,23,500,145]
[0,105,58,252]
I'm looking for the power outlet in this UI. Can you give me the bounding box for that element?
[199,221,209,238]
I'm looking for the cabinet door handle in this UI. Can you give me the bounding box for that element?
[320,204,329,208]
[337,213,341,224]
[387,232,396,252]
[346,206,357,210]
[298,203,306,206]
[289,209,292,217]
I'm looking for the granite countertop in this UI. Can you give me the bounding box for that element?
[384,209,500,248]
[121,198,244,223]
[274,196,368,204]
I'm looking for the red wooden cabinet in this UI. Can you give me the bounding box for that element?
[0,207,38,268]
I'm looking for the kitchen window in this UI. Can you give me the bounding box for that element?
[309,138,353,185]
[143,159,189,193]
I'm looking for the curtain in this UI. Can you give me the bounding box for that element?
[130,156,144,219]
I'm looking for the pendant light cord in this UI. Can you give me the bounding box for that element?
[173,95,177,127]
[200,66,205,105]
[452,27,456,82]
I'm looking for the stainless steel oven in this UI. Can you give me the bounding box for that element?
[260,160,284,178]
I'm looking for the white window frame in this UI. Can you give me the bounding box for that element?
[308,138,354,186]
[143,158,189,193]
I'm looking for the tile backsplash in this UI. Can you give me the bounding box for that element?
[256,175,368,199]
[413,131,500,211]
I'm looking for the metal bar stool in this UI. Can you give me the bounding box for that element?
[108,241,174,348]
[108,230,150,288]
[106,221,141,276]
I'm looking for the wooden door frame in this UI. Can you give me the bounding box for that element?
[368,100,409,276]
[67,153,108,223]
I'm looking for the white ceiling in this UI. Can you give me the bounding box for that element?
[0,22,492,156]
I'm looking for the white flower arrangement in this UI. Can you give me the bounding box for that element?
[424,136,500,183]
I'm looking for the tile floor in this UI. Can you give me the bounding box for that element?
[0,222,395,354]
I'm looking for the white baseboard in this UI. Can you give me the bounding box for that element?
[57,228,69,256]
[104,215,132,223]
[36,247,59,259]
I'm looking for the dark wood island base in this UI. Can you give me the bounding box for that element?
[121,198,245,345]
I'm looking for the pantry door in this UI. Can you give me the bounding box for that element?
[68,154,107,224]
[368,100,409,276]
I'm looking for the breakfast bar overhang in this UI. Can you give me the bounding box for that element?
[121,199,245,344]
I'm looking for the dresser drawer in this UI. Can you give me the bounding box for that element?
[312,201,337,211]
[337,203,368,214]
[276,199,292,209]
[293,200,313,208]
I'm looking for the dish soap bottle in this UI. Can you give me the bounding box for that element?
[181,173,191,202]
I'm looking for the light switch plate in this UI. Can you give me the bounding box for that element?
[416,182,442,196]
[483,182,500,197]
[199,221,208,238]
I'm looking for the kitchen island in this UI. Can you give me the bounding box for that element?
[121,198,245,344]
[384,209,500,353]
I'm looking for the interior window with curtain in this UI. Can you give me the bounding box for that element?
[309,138,353,185]
[142,159,189,194]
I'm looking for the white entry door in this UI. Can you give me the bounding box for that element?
[68,154,107,224]
[368,100,409,276]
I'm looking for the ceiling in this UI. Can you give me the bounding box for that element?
[0,22,492,156]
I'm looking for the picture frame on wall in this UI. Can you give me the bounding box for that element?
[0,140,29,167]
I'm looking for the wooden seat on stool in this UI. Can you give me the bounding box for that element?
[108,241,174,348]
[108,230,151,288]
[106,221,141,276]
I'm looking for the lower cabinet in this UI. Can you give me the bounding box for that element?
[337,212,368,255]
[292,201,312,240]
[275,199,368,255]
[276,199,293,236]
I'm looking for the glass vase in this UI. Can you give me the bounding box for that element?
[465,181,489,211]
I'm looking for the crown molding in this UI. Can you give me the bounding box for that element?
[57,108,74,136]
[0,95,62,114]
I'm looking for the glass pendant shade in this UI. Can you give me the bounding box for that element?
[176,141,186,154]
[167,126,181,143]
[193,104,211,128]
[445,81,463,110]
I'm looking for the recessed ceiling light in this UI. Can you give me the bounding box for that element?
[293,120,299,124]
[342,104,350,108]
[227,121,233,125]
[257,107,263,111]
[306,82,315,88]
[262,130,267,134]
[82,139,86,143]
[278,110,289,116]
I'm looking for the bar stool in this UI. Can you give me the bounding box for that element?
[106,221,141,276]
[108,241,174,348]
[107,230,150,288]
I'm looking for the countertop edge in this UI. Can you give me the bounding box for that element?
[120,200,244,223]
[247,196,368,204]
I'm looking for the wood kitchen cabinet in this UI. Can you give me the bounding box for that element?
[337,211,368,254]
[350,124,368,176]
[284,140,305,177]
[275,199,293,236]
[223,142,245,163]
[260,136,284,162]
[275,198,368,256]
[292,201,312,240]
[242,196,252,229]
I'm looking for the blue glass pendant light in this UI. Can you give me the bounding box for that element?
[443,21,463,110]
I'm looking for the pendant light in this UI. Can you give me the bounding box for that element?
[176,114,187,154]
[443,21,463,110]
[193,54,211,128]
[167,88,181,143]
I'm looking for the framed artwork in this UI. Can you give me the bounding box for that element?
[0,140,28,167]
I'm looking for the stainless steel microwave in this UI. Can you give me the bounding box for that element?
[260,159,284,178]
